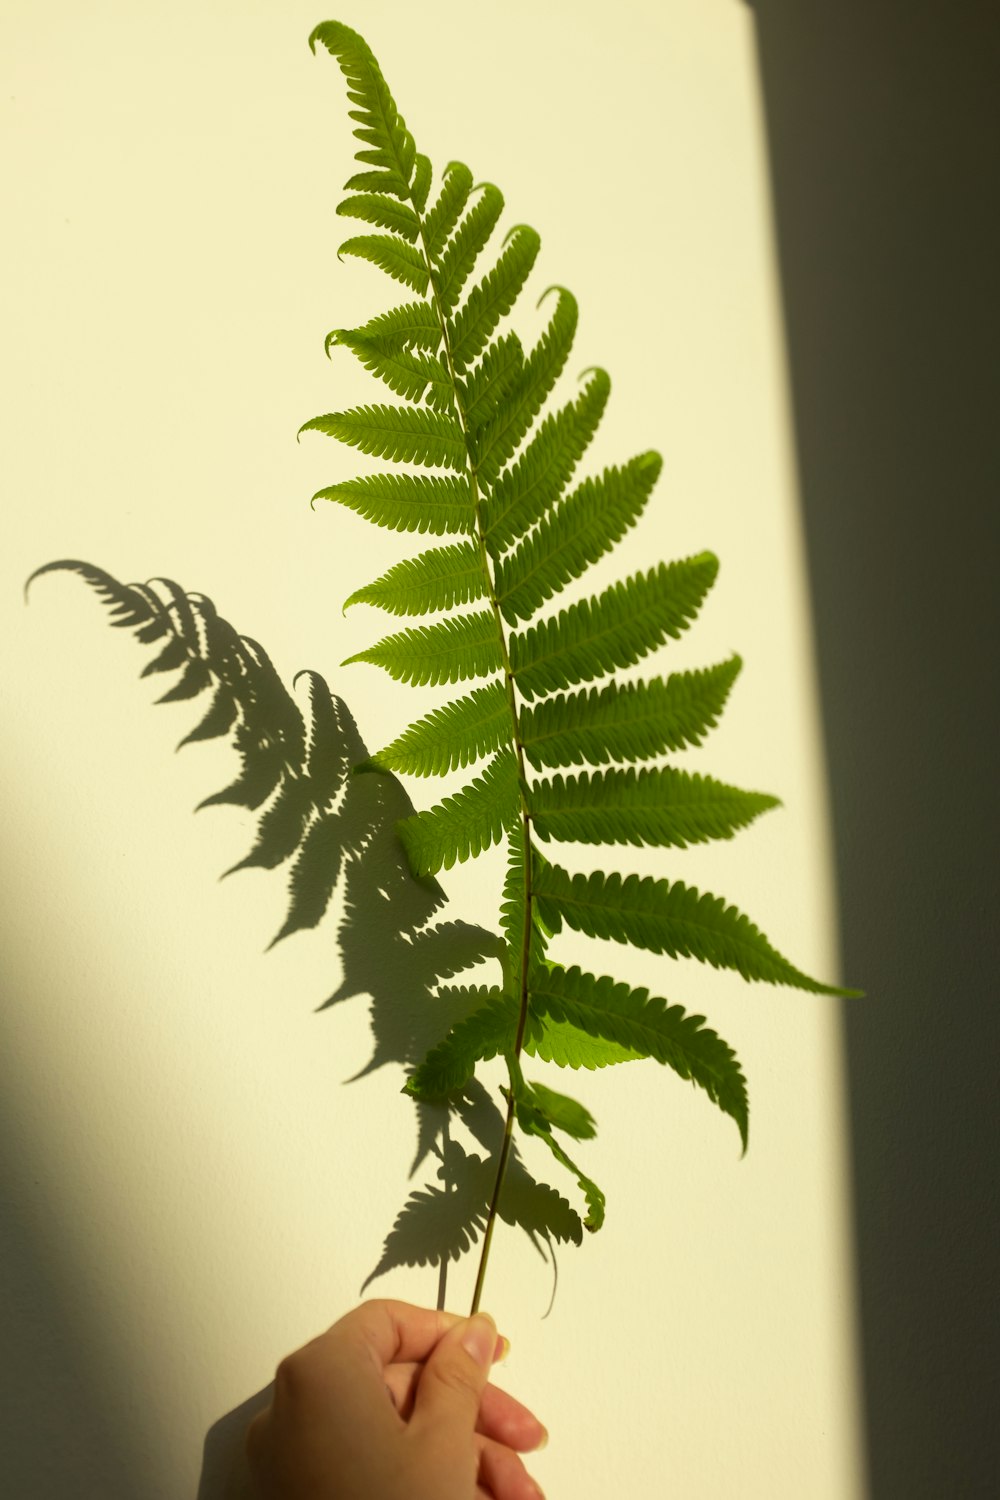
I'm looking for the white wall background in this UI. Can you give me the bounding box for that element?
[2,1,863,1495]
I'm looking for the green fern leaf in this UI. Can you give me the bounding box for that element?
[528,963,748,1152]
[312,472,474,536]
[309,22,415,184]
[460,332,525,434]
[497,451,661,625]
[411,152,432,212]
[364,682,511,776]
[343,610,502,686]
[328,329,450,406]
[482,368,610,557]
[510,554,718,701]
[520,657,742,770]
[404,989,516,1099]
[436,183,505,315]
[533,860,858,996]
[499,822,554,997]
[423,160,474,261]
[524,1011,641,1069]
[343,167,409,199]
[513,1094,605,1231]
[343,541,486,616]
[520,1079,596,1140]
[450,225,541,373]
[337,233,429,293]
[530,766,779,850]
[474,286,578,487]
[396,749,521,875]
[328,299,441,357]
[300,404,466,470]
[336,192,421,241]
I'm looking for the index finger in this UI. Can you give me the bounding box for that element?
[278,1300,500,1401]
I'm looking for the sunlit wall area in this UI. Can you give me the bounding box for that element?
[3,3,864,1496]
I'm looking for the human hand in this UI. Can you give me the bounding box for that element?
[245,1298,547,1500]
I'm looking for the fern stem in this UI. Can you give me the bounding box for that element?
[469,1086,517,1314]
[413,205,536,1315]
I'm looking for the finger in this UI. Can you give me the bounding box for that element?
[478,1434,546,1500]
[383,1336,513,1421]
[477,1381,548,1453]
[408,1313,497,1442]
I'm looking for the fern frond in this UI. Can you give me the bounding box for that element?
[309,22,415,185]
[343,610,502,686]
[336,192,421,241]
[396,749,521,875]
[423,160,474,261]
[343,167,410,199]
[404,990,516,1100]
[328,330,450,406]
[364,682,511,776]
[436,184,505,315]
[497,452,661,625]
[450,225,541,373]
[461,332,525,434]
[499,821,552,997]
[343,541,486,616]
[482,368,611,557]
[524,1010,642,1069]
[312,472,474,536]
[300,404,466,470]
[529,766,779,849]
[411,153,432,212]
[528,963,748,1152]
[337,233,429,293]
[533,861,858,996]
[514,1093,605,1231]
[520,1079,596,1140]
[329,299,441,357]
[474,286,578,487]
[520,657,742,770]
[511,555,718,701]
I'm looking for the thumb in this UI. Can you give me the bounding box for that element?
[409,1313,497,1440]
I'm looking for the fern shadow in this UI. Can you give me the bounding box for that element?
[26,561,579,1310]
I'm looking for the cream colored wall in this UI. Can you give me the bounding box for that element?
[3,2,864,1495]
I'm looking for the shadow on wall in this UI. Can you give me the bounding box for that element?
[749,2,1000,1497]
[0,1120,157,1499]
[21,561,584,1497]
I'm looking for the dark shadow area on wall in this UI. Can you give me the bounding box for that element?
[0,1102,156,1499]
[17,563,583,1496]
[748,3,999,1496]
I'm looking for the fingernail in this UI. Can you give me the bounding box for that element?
[534,1425,549,1451]
[492,1334,511,1364]
[461,1313,496,1367]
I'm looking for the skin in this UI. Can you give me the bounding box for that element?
[245,1299,547,1500]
